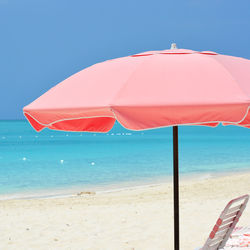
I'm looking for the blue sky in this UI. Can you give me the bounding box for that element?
[1,0,250,119]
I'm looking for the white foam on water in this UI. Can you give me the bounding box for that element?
[60,160,64,164]
[91,162,95,166]
[22,157,27,161]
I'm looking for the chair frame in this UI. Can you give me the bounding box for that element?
[201,194,249,250]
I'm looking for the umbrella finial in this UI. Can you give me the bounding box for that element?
[170,43,177,49]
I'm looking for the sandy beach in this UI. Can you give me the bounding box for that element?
[0,171,249,250]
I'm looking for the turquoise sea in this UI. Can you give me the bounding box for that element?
[0,120,249,199]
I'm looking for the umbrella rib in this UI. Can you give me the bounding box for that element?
[109,54,154,107]
[209,55,250,103]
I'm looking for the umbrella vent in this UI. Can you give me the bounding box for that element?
[171,43,177,49]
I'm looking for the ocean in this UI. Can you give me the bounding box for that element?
[0,120,249,199]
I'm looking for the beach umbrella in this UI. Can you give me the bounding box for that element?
[23,44,250,250]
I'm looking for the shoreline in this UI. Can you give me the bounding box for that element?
[1,167,250,201]
[0,170,249,249]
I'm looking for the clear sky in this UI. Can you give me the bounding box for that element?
[1,0,250,119]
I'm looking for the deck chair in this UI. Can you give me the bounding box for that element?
[197,194,249,250]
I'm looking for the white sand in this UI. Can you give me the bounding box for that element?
[0,172,250,250]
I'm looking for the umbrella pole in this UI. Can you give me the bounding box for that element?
[173,126,179,250]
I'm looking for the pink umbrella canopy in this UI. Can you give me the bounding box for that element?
[23,45,250,250]
[23,47,250,132]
